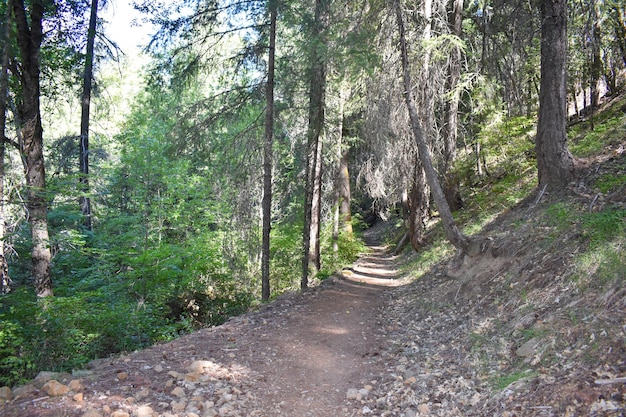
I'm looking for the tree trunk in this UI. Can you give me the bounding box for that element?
[407,163,429,250]
[536,0,575,191]
[0,0,13,294]
[589,0,602,108]
[302,0,329,289]
[442,0,464,211]
[336,90,352,237]
[261,4,277,302]
[332,90,352,254]
[79,0,98,231]
[337,145,351,235]
[392,0,470,252]
[611,6,626,67]
[12,0,53,297]
[310,134,323,271]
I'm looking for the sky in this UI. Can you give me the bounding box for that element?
[102,0,155,55]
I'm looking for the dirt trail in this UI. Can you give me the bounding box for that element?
[2,243,401,417]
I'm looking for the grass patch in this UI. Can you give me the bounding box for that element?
[581,208,626,248]
[569,101,626,158]
[492,370,538,391]
[594,173,626,193]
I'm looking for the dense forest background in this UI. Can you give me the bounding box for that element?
[0,0,625,386]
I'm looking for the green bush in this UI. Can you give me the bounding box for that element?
[0,319,35,386]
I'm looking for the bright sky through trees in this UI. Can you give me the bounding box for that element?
[102,0,154,55]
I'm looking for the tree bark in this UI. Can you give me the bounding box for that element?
[261,4,277,302]
[407,163,429,250]
[0,0,13,294]
[310,135,323,271]
[337,145,351,235]
[302,0,329,289]
[12,0,53,297]
[336,89,352,238]
[442,0,464,211]
[535,0,574,191]
[393,0,470,252]
[611,6,626,67]
[79,0,98,231]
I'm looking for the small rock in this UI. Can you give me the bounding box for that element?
[35,371,63,384]
[82,409,104,417]
[0,386,13,401]
[111,411,130,417]
[41,380,70,396]
[169,371,185,380]
[73,392,84,402]
[171,386,186,397]
[154,365,164,373]
[516,337,540,357]
[358,388,370,397]
[133,405,154,417]
[135,389,150,401]
[346,388,359,400]
[417,403,430,413]
[12,384,36,400]
[171,399,187,413]
[404,409,417,417]
[187,360,213,374]
[69,379,84,391]
[204,408,218,417]
[218,404,234,415]
[185,372,202,382]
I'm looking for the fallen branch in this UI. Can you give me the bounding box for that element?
[594,377,626,385]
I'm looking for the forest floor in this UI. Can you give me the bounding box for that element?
[1,147,625,416]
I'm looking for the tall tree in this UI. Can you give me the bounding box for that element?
[11,0,53,297]
[302,0,329,289]
[441,0,464,211]
[535,0,574,190]
[336,88,352,236]
[79,0,99,231]
[261,2,277,301]
[0,0,12,294]
[392,0,470,252]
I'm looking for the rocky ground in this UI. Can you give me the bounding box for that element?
[0,149,625,417]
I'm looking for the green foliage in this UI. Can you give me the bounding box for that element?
[269,222,303,295]
[320,230,367,279]
[0,317,35,386]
